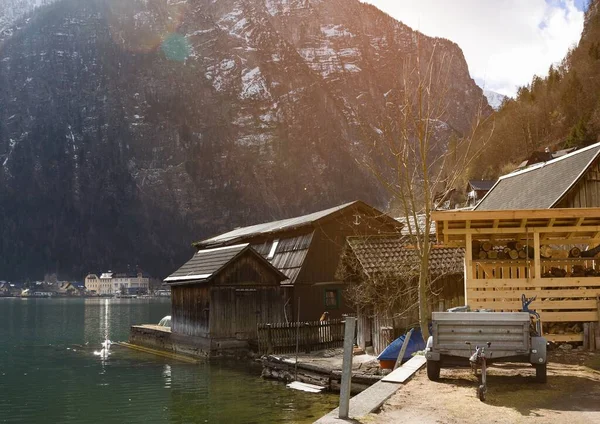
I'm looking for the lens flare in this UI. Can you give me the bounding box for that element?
[161,33,191,62]
[105,0,189,54]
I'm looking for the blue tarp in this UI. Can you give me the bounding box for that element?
[377,328,426,362]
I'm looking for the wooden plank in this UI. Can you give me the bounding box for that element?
[382,355,426,383]
[540,311,598,322]
[287,381,325,393]
[470,299,600,310]
[545,333,584,342]
[467,288,600,300]
[394,328,414,370]
[468,277,600,289]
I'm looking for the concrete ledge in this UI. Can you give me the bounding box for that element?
[313,380,400,423]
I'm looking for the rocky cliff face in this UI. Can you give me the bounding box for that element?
[0,0,488,279]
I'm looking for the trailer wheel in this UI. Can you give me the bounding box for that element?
[478,384,486,401]
[426,360,440,381]
[535,363,547,383]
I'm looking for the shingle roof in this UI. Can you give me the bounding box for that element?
[395,214,436,236]
[251,232,313,285]
[165,243,288,285]
[165,244,249,283]
[475,142,600,210]
[468,180,496,191]
[343,235,464,278]
[197,200,401,247]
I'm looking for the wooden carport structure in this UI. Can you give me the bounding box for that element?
[431,208,600,343]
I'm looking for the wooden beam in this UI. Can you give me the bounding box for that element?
[468,277,600,288]
[432,208,600,222]
[545,333,584,342]
[539,237,600,246]
[520,218,527,228]
[443,225,600,236]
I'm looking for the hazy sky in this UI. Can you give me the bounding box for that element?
[362,0,589,97]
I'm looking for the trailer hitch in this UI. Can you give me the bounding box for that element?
[467,341,491,401]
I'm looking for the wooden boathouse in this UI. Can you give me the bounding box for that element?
[164,244,287,350]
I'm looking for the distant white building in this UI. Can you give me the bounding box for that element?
[85,271,149,295]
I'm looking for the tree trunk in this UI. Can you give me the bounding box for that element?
[419,236,431,342]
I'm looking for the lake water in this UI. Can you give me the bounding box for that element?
[0,298,337,423]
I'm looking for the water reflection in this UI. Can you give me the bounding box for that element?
[0,298,337,423]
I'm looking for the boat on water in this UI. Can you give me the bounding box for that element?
[115,294,138,299]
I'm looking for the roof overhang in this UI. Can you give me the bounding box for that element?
[164,274,212,283]
[432,208,600,247]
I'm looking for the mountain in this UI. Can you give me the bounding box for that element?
[483,90,507,110]
[0,0,488,280]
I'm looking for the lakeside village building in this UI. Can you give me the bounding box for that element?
[85,271,149,295]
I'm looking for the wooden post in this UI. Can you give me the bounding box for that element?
[590,322,596,351]
[465,234,473,306]
[294,298,300,381]
[596,296,600,351]
[583,323,589,350]
[339,316,356,420]
[266,324,273,355]
[394,328,414,370]
[533,232,541,280]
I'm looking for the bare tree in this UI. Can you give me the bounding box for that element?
[359,38,493,341]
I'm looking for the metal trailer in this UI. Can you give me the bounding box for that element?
[425,311,547,401]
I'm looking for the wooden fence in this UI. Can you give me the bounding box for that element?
[257,319,345,355]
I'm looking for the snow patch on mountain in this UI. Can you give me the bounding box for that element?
[483,90,507,110]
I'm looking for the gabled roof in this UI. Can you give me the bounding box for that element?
[475,142,600,210]
[341,235,464,279]
[467,180,496,191]
[196,200,401,248]
[164,244,286,285]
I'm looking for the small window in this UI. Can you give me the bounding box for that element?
[324,289,340,309]
[267,239,279,260]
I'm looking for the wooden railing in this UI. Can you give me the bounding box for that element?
[257,319,345,355]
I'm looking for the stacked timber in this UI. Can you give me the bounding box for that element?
[471,240,532,260]
[581,244,600,258]
[541,267,599,278]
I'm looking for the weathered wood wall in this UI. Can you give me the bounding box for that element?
[293,214,399,320]
[171,285,211,337]
[172,251,285,340]
[557,157,600,208]
[210,286,285,339]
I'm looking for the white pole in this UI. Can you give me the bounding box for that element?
[339,316,356,419]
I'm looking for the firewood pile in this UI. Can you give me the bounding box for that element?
[471,240,533,260]
[544,322,583,335]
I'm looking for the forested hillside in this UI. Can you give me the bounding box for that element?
[471,0,600,178]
